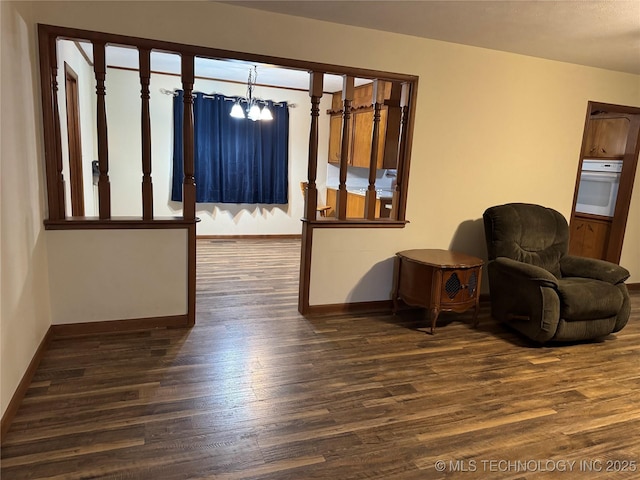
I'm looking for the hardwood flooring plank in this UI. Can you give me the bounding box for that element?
[2,238,639,480]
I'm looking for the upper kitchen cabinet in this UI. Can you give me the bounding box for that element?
[327,81,396,170]
[351,107,388,168]
[583,114,631,159]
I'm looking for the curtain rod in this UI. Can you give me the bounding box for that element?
[158,88,296,108]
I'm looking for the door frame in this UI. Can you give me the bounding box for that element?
[64,62,85,217]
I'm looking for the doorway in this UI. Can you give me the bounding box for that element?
[64,62,85,217]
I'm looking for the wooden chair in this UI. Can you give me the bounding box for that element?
[300,182,331,217]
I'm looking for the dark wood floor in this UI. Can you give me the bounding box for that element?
[2,239,640,479]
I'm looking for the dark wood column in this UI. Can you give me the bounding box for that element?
[139,48,153,220]
[392,83,412,221]
[181,54,197,327]
[304,72,324,220]
[93,41,111,220]
[181,54,196,221]
[336,76,354,220]
[299,71,325,315]
[38,27,66,220]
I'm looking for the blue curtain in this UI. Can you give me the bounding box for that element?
[171,91,289,204]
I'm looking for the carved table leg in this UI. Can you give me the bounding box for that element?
[430,307,440,335]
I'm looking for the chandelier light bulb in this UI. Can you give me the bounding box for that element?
[230,102,245,118]
[248,104,261,121]
[260,105,273,121]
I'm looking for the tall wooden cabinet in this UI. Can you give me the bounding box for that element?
[569,103,640,263]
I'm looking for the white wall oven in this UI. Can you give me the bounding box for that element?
[575,159,623,217]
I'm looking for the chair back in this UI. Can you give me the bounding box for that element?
[483,203,569,277]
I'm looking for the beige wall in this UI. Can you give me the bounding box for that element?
[26,2,639,305]
[2,0,639,416]
[47,229,188,324]
[1,1,52,417]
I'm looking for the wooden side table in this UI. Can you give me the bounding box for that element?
[392,249,483,334]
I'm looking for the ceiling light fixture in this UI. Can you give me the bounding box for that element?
[230,66,273,121]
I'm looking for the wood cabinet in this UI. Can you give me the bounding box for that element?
[569,216,611,260]
[352,108,388,168]
[327,82,396,170]
[326,187,386,218]
[584,116,630,159]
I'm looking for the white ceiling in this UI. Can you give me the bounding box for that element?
[228,0,640,75]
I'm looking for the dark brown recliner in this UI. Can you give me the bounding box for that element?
[483,203,631,343]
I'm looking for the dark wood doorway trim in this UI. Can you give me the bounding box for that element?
[64,62,85,216]
[570,101,640,264]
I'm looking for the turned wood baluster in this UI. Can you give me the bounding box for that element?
[365,80,385,220]
[181,54,196,220]
[139,48,153,220]
[391,83,412,221]
[305,72,324,220]
[93,41,111,219]
[336,76,354,220]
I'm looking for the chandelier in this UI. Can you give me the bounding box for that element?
[230,66,273,121]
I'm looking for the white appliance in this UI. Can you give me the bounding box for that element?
[575,159,623,217]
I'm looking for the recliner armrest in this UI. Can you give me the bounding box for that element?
[560,255,630,284]
[492,257,559,288]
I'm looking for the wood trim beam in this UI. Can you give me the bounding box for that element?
[38,24,418,84]
[44,217,198,230]
[607,113,640,263]
[393,82,415,222]
[298,223,313,314]
[38,26,60,220]
[187,223,196,326]
[303,219,408,228]
[38,25,66,220]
